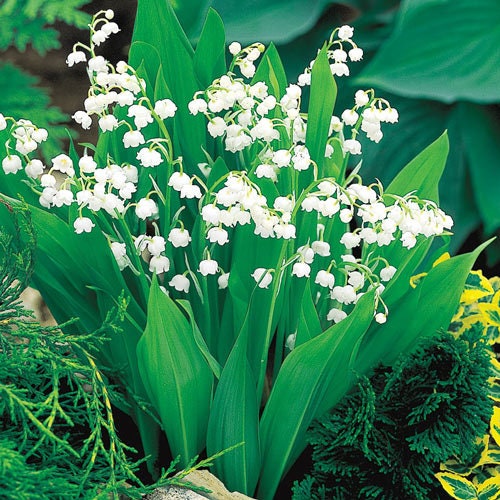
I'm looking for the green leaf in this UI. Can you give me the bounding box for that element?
[170,0,211,38]
[305,45,337,171]
[252,43,288,99]
[210,0,333,44]
[295,280,322,348]
[258,290,375,500]
[477,476,500,500]
[193,8,227,88]
[385,131,449,204]
[461,103,500,235]
[357,240,492,368]
[357,0,500,103]
[206,329,260,495]
[136,277,213,466]
[132,0,207,169]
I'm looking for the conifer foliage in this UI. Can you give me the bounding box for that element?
[293,327,495,499]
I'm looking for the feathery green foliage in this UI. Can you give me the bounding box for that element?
[0,63,69,159]
[0,203,215,499]
[0,0,90,158]
[292,327,495,500]
[0,0,90,54]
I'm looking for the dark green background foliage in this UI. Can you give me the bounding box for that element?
[0,0,91,158]
[292,327,494,500]
[174,0,500,263]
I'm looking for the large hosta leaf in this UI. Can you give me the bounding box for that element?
[358,0,500,103]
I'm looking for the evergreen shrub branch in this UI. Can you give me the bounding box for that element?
[0,204,211,499]
[292,326,495,500]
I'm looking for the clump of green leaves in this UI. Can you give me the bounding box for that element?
[292,327,495,500]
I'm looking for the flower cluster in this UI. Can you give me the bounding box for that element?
[0,118,48,176]
[0,15,453,329]
[298,24,363,86]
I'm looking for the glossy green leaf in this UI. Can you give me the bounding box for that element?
[357,240,491,368]
[258,290,375,499]
[206,329,260,494]
[436,472,478,500]
[171,0,211,37]
[358,0,500,103]
[385,131,448,204]
[132,0,206,169]
[461,103,500,235]
[252,43,287,99]
[136,277,213,466]
[305,45,337,171]
[210,0,333,44]
[193,8,227,88]
[295,280,322,348]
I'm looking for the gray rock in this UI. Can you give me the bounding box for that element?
[145,470,255,500]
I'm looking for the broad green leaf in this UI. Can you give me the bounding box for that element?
[305,45,337,171]
[295,279,323,348]
[385,131,448,204]
[258,290,375,500]
[210,0,333,44]
[357,240,491,368]
[136,277,213,466]
[461,103,500,235]
[358,0,500,103]
[193,8,227,88]
[435,472,478,500]
[206,328,260,494]
[177,299,222,379]
[224,224,285,383]
[132,0,206,169]
[252,43,288,99]
[171,0,211,38]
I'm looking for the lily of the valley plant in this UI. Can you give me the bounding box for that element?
[0,1,489,498]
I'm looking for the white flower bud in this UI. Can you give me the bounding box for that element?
[168,228,191,248]
[251,267,273,288]
[135,198,157,219]
[199,259,219,276]
[25,159,44,178]
[315,270,335,288]
[207,227,229,245]
[327,307,347,323]
[2,155,22,174]
[380,265,397,282]
[73,216,95,234]
[292,262,310,278]
[228,41,241,55]
[154,99,177,119]
[337,25,354,40]
[111,242,128,270]
[149,255,170,274]
[123,130,145,148]
[218,272,230,289]
[169,274,190,292]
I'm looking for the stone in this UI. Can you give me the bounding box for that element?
[145,470,255,500]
